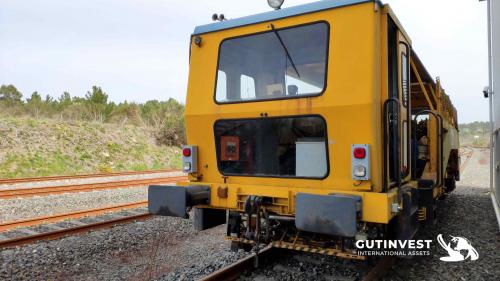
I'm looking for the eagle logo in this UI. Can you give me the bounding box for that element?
[437,234,479,262]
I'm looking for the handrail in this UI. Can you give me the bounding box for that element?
[383,98,401,202]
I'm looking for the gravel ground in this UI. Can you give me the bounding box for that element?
[0,186,148,222]
[0,215,246,281]
[382,149,498,281]
[0,148,497,281]
[0,171,184,223]
[155,224,248,281]
[238,252,363,281]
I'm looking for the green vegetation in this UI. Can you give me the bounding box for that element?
[2,83,489,177]
[459,121,490,147]
[0,84,184,178]
[0,84,185,146]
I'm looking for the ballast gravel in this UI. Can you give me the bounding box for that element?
[0,186,149,223]
[236,182,498,281]
[0,215,245,281]
[0,170,184,223]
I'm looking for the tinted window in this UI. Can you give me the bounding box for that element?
[400,44,409,107]
[215,116,328,178]
[215,22,329,103]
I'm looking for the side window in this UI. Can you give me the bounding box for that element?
[215,70,227,102]
[399,42,410,177]
[400,49,409,107]
[240,74,256,100]
[403,121,408,172]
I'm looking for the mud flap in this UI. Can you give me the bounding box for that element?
[148,185,210,218]
[295,193,362,237]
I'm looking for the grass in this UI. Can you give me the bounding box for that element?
[0,117,181,178]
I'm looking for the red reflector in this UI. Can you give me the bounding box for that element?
[183,148,191,157]
[353,147,366,159]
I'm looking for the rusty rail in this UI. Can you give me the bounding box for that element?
[198,248,395,281]
[0,213,151,248]
[362,257,396,281]
[199,245,275,281]
[460,147,474,171]
[0,201,148,232]
[0,176,187,199]
[0,169,177,185]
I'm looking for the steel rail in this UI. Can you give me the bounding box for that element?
[198,248,395,281]
[0,169,177,185]
[199,245,275,281]
[460,149,474,171]
[0,176,187,199]
[0,201,148,232]
[0,213,151,248]
[362,257,396,281]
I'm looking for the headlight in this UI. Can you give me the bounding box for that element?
[268,0,284,10]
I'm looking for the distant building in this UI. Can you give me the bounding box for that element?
[484,0,500,228]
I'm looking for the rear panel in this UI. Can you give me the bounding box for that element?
[185,2,383,199]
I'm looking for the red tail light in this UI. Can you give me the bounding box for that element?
[353,147,366,159]
[182,148,191,157]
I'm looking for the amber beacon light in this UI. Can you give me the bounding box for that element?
[268,0,284,10]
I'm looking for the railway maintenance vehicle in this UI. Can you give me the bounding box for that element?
[149,0,459,259]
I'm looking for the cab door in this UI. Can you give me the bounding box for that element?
[385,17,412,189]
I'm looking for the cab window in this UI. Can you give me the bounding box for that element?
[215,22,329,103]
[214,116,328,178]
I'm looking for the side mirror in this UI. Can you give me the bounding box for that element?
[483,86,491,98]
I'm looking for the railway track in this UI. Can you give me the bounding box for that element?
[0,169,176,185]
[200,246,275,281]
[0,202,151,248]
[460,146,475,171]
[0,176,187,199]
[199,247,395,281]
[0,201,148,232]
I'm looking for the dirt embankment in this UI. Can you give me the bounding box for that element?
[0,117,181,178]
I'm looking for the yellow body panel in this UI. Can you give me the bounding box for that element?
[178,181,398,224]
[180,2,459,227]
[187,3,382,190]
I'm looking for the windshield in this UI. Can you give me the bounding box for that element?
[215,22,329,103]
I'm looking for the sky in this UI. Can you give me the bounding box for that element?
[0,0,489,123]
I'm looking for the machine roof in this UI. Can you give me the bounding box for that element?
[411,51,435,88]
[193,0,379,35]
